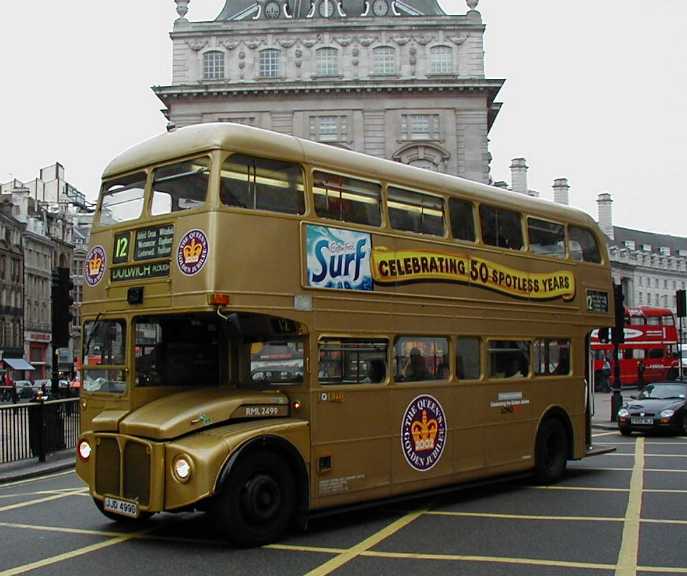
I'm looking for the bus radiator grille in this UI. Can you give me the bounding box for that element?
[94,436,151,507]
[95,437,120,498]
[123,441,150,506]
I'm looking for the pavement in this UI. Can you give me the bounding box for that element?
[0,391,626,485]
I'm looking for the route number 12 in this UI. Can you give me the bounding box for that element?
[113,232,130,264]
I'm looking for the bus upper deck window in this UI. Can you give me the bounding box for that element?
[99,172,146,224]
[388,187,445,237]
[313,171,381,227]
[449,198,475,242]
[528,218,565,258]
[221,154,305,215]
[151,158,210,216]
[568,226,601,263]
[479,205,523,250]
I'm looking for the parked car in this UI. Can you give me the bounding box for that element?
[15,380,36,400]
[618,380,687,436]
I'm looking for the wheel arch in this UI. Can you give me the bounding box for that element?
[215,435,309,526]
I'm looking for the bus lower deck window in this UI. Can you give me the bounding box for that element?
[534,339,570,376]
[456,337,481,379]
[318,339,387,385]
[395,337,449,382]
[490,340,530,378]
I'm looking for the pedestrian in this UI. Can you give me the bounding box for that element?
[602,356,611,392]
[637,358,645,390]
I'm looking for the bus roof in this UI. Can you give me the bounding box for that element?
[103,122,599,229]
[628,306,674,317]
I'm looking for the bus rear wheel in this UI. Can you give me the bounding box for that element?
[215,450,295,547]
[534,418,568,484]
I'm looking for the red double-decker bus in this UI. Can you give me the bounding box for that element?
[592,306,680,389]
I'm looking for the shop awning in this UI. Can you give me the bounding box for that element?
[4,358,35,371]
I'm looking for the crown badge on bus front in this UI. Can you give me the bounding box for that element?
[85,245,107,287]
[177,229,209,276]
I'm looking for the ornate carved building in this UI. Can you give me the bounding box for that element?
[154,0,503,183]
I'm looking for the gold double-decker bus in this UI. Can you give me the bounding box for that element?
[76,123,613,546]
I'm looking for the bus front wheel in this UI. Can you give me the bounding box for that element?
[534,418,568,484]
[215,450,295,547]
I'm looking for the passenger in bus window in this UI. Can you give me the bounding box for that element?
[365,359,386,383]
[404,348,429,381]
[554,346,570,375]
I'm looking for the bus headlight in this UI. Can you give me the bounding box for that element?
[617,408,629,418]
[173,455,193,483]
[78,440,92,461]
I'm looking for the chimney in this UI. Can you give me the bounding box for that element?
[510,158,528,195]
[597,192,614,239]
[553,178,570,205]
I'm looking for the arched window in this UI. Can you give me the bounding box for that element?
[316,47,338,76]
[373,46,396,75]
[430,45,453,74]
[203,51,225,80]
[259,49,281,78]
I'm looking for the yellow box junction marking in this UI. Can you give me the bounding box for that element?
[304,509,425,576]
[615,436,644,576]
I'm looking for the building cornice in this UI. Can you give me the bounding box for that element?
[153,77,504,101]
[171,16,485,37]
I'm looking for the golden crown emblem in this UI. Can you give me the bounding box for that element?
[88,255,103,276]
[183,239,203,264]
[411,409,438,451]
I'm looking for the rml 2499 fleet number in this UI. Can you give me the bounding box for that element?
[244,406,280,417]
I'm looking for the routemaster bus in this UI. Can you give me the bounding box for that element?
[592,306,680,388]
[76,123,614,546]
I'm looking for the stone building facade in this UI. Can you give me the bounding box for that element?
[596,193,687,318]
[493,160,687,339]
[154,0,503,183]
[0,163,90,379]
[0,207,25,362]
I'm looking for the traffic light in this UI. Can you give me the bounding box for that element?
[611,283,625,344]
[677,289,686,318]
[51,267,74,348]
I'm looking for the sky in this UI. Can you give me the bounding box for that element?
[0,0,685,235]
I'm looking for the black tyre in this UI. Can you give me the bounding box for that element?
[214,450,295,547]
[534,418,568,484]
[681,413,687,436]
[619,427,632,437]
[93,498,153,524]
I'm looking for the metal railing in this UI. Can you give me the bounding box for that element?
[0,398,80,464]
